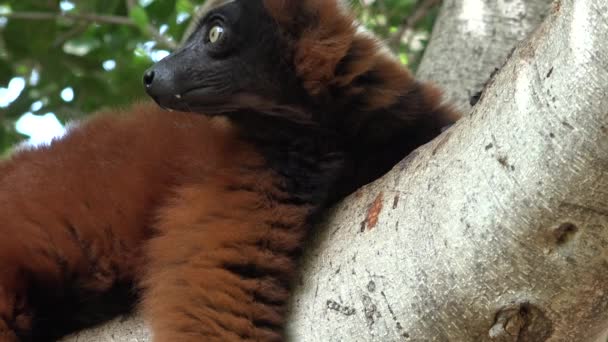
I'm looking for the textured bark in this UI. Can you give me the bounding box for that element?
[62,0,608,341]
[417,0,552,112]
[61,316,150,342]
[286,0,608,341]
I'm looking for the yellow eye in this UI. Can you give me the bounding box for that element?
[208,25,224,43]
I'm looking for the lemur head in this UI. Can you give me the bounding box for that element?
[143,0,398,125]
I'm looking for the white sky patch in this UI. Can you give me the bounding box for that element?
[136,41,171,62]
[61,87,75,102]
[0,4,10,15]
[410,31,430,52]
[16,113,66,147]
[460,0,487,33]
[177,12,190,24]
[59,0,75,11]
[30,101,43,112]
[64,41,95,56]
[143,41,156,50]
[0,77,25,107]
[103,59,117,71]
[570,2,594,65]
[151,50,170,62]
[30,69,40,86]
[138,0,154,7]
[159,24,169,35]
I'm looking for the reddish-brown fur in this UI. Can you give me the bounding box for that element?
[264,0,456,116]
[0,105,237,338]
[0,103,315,341]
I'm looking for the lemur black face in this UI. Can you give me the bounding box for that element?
[143,0,307,120]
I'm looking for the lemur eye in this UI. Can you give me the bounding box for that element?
[208,25,224,43]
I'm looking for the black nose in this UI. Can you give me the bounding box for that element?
[143,64,180,105]
[143,69,155,88]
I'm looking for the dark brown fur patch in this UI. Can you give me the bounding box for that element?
[264,0,357,95]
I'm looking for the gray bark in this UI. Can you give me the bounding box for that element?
[417,0,552,112]
[62,0,608,341]
[61,316,149,342]
[287,0,608,341]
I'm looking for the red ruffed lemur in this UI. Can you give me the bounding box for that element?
[0,0,459,341]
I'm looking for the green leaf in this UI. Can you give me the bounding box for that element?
[0,0,441,154]
[147,0,177,22]
[399,52,409,65]
[176,0,194,14]
[0,123,27,157]
[4,18,57,58]
[129,5,150,33]
[0,59,12,84]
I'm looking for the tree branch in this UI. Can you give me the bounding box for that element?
[180,1,217,45]
[416,0,552,112]
[52,22,88,48]
[1,11,134,25]
[124,0,177,50]
[1,10,177,50]
[287,0,608,340]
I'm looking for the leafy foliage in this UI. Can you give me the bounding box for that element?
[0,0,439,152]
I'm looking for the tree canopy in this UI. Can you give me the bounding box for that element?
[0,0,439,152]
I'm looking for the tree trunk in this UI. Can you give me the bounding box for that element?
[62,0,608,340]
[286,0,608,341]
[417,0,552,111]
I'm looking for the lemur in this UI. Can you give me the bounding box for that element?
[0,0,458,341]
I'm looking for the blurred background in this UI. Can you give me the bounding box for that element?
[0,0,441,153]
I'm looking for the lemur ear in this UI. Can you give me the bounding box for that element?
[264,0,357,96]
[293,0,356,96]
